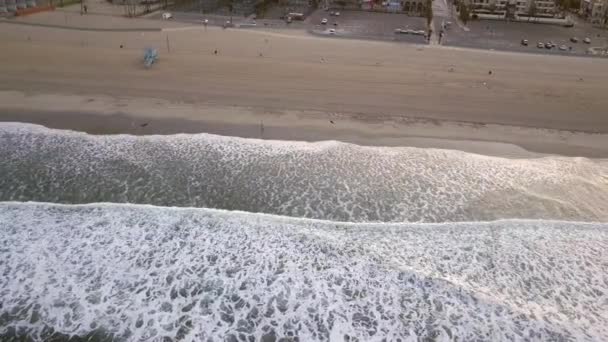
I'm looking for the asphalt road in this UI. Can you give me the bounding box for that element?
[439,6,608,56]
[307,10,428,43]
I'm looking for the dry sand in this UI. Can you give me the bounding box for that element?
[1,22,607,157]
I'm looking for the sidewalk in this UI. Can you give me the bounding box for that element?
[56,0,158,16]
[8,10,186,30]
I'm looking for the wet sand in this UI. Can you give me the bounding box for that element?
[2,95,607,158]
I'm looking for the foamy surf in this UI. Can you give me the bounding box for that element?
[0,122,607,223]
[0,202,606,341]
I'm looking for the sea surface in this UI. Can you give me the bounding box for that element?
[0,122,607,341]
[1,123,607,223]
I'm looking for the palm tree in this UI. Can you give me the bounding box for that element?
[459,3,470,24]
[528,0,536,22]
[425,0,433,26]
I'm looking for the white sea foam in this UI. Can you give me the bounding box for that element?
[1,122,607,223]
[0,202,607,341]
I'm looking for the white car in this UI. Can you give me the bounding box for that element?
[394,28,414,34]
[321,18,328,24]
[202,19,209,25]
[334,11,340,16]
[583,37,591,44]
[328,28,336,34]
[161,12,172,20]
[559,45,567,51]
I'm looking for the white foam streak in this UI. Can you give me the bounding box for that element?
[1,122,607,223]
[1,202,607,341]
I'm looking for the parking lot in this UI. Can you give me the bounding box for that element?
[443,19,608,56]
[152,6,607,56]
[166,9,430,44]
[307,10,428,44]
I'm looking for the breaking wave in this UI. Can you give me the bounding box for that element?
[1,202,607,341]
[0,122,607,223]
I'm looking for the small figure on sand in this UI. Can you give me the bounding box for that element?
[214,50,218,55]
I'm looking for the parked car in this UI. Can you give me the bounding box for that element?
[584,37,591,44]
[570,37,578,43]
[545,42,553,49]
[328,28,336,34]
[537,42,544,48]
[161,12,172,20]
[521,39,528,46]
[334,11,340,16]
[559,45,567,51]
[321,18,328,24]
[201,19,209,25]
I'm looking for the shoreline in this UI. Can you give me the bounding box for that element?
[2,91,607,158]
[1,23,608,158]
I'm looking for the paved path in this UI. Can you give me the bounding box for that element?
[8,10,185,30]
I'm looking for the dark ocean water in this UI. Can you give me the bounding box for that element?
[0,123,607,223]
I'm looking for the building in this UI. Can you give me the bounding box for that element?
[325,0,426,14]
[467,0,557,17]
[403,0,427,14]
[580,0,607,26]
[1,0,38,14]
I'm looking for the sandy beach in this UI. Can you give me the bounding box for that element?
[1,21,608,157]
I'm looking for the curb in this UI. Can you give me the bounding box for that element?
[0,19,162,31]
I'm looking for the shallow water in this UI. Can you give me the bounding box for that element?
[1,122,607,341]
[1,123,607,222]
[1,202,607,341]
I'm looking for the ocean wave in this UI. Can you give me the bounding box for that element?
[0,122,607,223]
[0,201,607,341]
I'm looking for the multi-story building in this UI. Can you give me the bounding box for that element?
[401,0,427,14]
[580,0,607,26]
[359,0,427,14]
[1,0,38,13]
[467,0,557,16]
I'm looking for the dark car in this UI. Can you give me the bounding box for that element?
[521,39,529,46]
